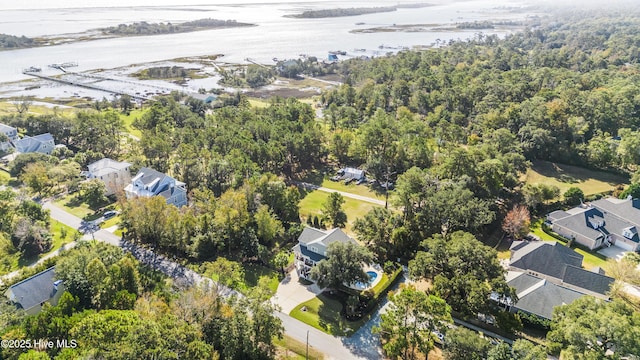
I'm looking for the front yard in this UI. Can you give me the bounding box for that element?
[290,267,402,336]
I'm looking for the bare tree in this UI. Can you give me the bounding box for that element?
[502,205,530,239]
[14,96,33,114]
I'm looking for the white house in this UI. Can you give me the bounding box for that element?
[292,227,358,280]
[4,267,65,315]
[0,123,18,152]
[84,158,132,196]
[13,133,55,155]
[124,167,187,208]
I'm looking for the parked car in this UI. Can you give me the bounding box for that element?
[432,331,444,344]
[103,210,118,219]
[330,175,341,181]
[355,178,366,185]
[380,181,394,190]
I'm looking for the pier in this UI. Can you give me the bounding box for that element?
[22,70,151,101]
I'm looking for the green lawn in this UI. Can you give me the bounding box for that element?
[100,215,121,230]
[530,219,608,269]
[273,335,325,360]
[49,220,75,253]
[0,220,76,274]
[522,160,628,197]
[290,294,348,336]
[298,190,381,235]
[290,291,375,336]
[0,170,10,185]
[53,193,116,220]
[320,179,384,200]
[119,108,147,138]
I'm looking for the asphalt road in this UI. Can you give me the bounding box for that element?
[43,201,375,360]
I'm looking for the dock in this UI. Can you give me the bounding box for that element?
[244,58,269,69]
[22,70,151,101]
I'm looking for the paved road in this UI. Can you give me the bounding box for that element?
[296,182,386,206]
[42,201,373,360]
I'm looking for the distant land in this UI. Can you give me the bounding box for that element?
[286,3,433,18]
[0,18,255,50]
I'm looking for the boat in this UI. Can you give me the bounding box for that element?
[329,50,347,56]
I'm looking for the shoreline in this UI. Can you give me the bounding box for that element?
[0,22,256,52]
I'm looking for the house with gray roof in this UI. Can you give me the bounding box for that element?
[0,123,18,152]
[4,267,65,315]
[292,227,358,280]
[84,158,132,196]
[547,197,640,251]
[124,167,187,207]
[13,133,55,154]
[503,241,614,320]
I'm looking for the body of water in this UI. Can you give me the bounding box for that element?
[0,0,537,84]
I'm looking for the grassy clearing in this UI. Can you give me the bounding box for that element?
[53,193,116,220]
[49,220,75,253]
[247,98,270,108]
[0,170,11,185]
[529,219,608,269]
[320,179,384,200]
[53,194,94,219]
[119,108,146,138]
[273,335,325,360]
[522,160,628,197]
[298,190,380,234]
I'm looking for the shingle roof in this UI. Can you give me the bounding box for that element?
[292,243,326,263]
[135,167,168,188]
[5,267,61,311]
[297,227,356,247]
[508,274,584,319]
[550,197,640,244]
[14,133,54,153]
[510,241,583,279]
[562,265,614,295]
[87,158,131,178]
[298,227,328,245]
[0,123,16,133]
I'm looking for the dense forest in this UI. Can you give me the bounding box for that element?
[1,242,283,360]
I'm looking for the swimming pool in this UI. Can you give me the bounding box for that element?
[352,271,379,290]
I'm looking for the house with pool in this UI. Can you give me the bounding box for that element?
[292,226,382,290]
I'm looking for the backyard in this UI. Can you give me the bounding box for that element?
[298,189,381,235]
[529,219,608,269]
[522,160,628,197]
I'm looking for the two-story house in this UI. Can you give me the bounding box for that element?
[0,123,18,152]
[124,167,187,207]
[13,133,55,155]
[292,227,358,280]
[84,158,132,196]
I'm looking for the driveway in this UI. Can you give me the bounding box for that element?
[272,268,323,314]
[598,246,628,261]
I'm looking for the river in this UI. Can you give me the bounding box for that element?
[0,0,538,84]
